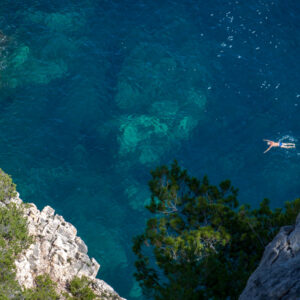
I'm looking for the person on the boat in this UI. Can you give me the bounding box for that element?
[263,139,296,153]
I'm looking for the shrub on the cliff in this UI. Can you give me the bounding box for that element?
[133,161,300,299]
[23,274,59,299]
[0,203,32,298]
[66,276,97,300]
[0,169,16,203]
[0,203,32,253]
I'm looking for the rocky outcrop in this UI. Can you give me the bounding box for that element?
[6,194,125,299]
[240,214,300,300]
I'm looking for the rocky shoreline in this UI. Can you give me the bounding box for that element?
[240,213,300,299]
[3,193,125,300]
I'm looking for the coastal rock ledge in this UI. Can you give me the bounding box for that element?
[240,213,300,300]
[6,194,125,300]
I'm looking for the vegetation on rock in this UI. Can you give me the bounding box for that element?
[23,274,60,299]
[66,276,97,300]
[0,202,31,298]
[0,168,17,203]
[133,160,300,299]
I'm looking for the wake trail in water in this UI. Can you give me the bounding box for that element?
[279,135,297,143]
[278,135,299,158]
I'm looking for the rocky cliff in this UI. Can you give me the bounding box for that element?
[4,194,125,299]
[240,213,300,300]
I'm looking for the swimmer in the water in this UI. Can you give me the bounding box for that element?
[263,139,296,153]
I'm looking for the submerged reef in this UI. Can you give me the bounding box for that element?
[0,7,89,89]
[116,43,208,166]
[0,32,67,88]
[25,10,86,34]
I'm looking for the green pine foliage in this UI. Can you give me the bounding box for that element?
[66,276,97,300]
[0,168,17,203]
[23,274,60,300]
[0,169,32,298]
[133,160,300,299]
[0,203,32,298]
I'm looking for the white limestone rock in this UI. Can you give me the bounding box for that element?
[8,194,125,299]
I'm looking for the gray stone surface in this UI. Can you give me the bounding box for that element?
[240,214,300,300]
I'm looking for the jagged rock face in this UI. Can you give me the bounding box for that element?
[9,195,124,299]
[240,214,300,300]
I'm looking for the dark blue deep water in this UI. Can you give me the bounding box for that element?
[0,0,299,298]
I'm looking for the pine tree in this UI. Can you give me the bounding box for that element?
[133,161,300,299]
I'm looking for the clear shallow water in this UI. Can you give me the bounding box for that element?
[0,0,299,298]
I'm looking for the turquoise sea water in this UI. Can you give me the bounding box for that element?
[0,1,299,298]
